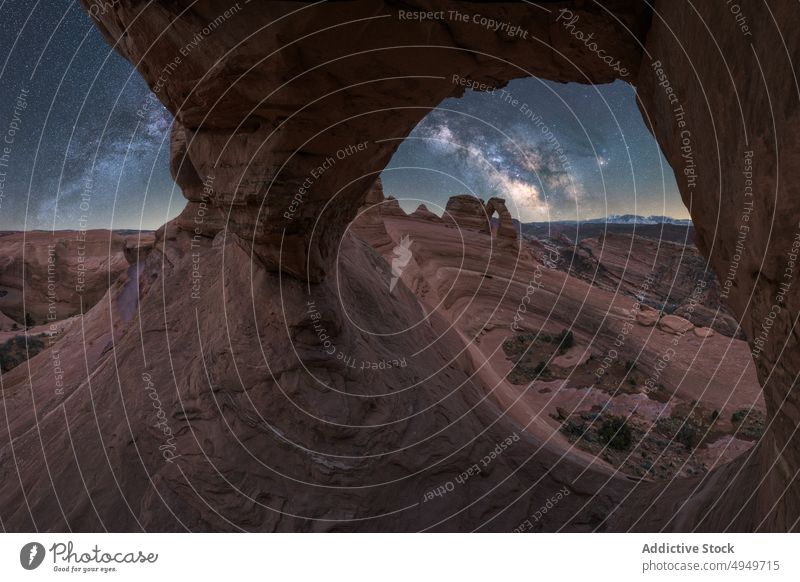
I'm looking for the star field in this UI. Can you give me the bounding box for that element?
[382,80,687,222]
[0,2,686,232]
[0,0,176,231]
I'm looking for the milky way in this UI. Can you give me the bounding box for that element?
[0,2,686,231]
[382,79,687,222]
[0,0,176,232]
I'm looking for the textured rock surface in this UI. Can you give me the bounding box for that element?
[0,226,632,531]
[0,231,138,324]
[350,178,395,255]
[10,0,787,531]
[409,204,441,222]
[372,209,763,478]
[693,326,714,339]
[657,314,694,335]
[636,306,659,327]
[482,197,517,244]
[379,196,407,218]
[444,194,487,232]
[620,0,800,532]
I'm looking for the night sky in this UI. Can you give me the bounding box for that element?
[383,79,687,222]
[0,1,686,232]
[0,0,175,232]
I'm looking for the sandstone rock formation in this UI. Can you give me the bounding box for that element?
[546,230,744,338]
[379,196,407,218]
[623,1,800,532]
[370,205,763,481]
[443,194,487,231]
[409,204,440,222]
[123,233,156,265]
[481,197,517,243]
[657,314,694,335]
[675,303,741,339]
[0,231,139,324]
[6,0,787,531]
[693,327,715,339]
[350,178,395,255]
[636,306,660,327]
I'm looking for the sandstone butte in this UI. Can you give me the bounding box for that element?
[0,1,796,532]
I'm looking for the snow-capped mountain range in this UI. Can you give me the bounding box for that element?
[583,214,692,225]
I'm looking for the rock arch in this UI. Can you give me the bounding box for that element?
[480,197,518,247]
[58,0,800,531]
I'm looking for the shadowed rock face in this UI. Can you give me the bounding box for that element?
[617,1,800,532]
[350,178,395,255]
[30,0,794,530]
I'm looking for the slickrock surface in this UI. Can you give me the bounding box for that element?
[358,205,764,474]
[0,230,151,325]
[0,0,790,531]
[0,310,18,331]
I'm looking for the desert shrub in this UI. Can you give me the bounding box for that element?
[0,335,45,372]
[504,332,549,356]
[729,409,764,439]
[655,416,697,450]
[676,424,697,450]
[711,410,719,422]
[731,409,748,423]
[598,416,633,451]
[533,361,550,376]
[24,313,35,328]
[561,420,587,441]
[741,421,764,440]
[557,329,575,352]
